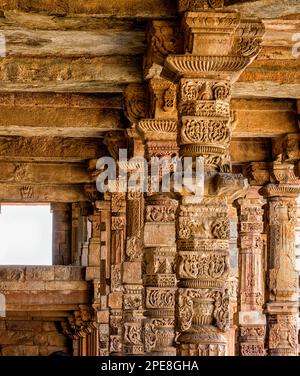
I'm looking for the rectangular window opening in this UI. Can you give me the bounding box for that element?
[0,203,52,265]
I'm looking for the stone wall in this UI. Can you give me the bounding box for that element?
[0,320,70,356]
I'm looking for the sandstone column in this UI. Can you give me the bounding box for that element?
[51,203,72,265]
[109,192,126,355]
[136,78,179,355]
[261,156,300,356]
[84,182,112,356]
[236,188,266,356]
[122,87,147,355]
[150,0,265,355]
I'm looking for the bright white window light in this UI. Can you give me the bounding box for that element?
[0,204,52,265]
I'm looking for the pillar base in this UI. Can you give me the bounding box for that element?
[177,326,227,356]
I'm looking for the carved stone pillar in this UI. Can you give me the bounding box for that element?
[122,189,144,355]
[51,202,72,265]
[236,188,266,356]
[261,161,300,356]
[122,94,147,355]
[84,181,112,356]
[143,0,264,356]
[135,78,179,355]
[109,192,126,355]
[78,202,92,267]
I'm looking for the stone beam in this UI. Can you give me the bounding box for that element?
[0,1,298,19]
[0,183,87,202]
[4,310,75,318]
[233,82,300,99]
[262,20,300,49]
[0,267,89,310]
[0,93,122,137]
[4,290,89,306]
[1,28,146,57]
[0,161,91,185]
[0,17,298,59]
[0,0,176,18]
[0,56,142,93]
[234,20,300,98]
[3,309,78,323]
[237,59,300,99]
[226,0,300,19]
[232,99,298,137]
[0,93,123,109]
[230,138,272,164]
[0,266,86,281]
[230,19,300,98]
[0,11,145,31]
[0,55,298,98]
[0,136,105,162]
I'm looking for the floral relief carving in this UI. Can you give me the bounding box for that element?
[269,321,297,350]
[177,253,229,279]
[146,289,176,309]
[211,218,230,239]
[124,84,147,123]
[180,80,231,102]
[181,118,231,145]
[146,205,176,222]
[178,289,194,332]
[178,289,230,333]
[240,343,265,356]
[213,290,230,332]
[126,236,141,261]
[124,324,143,346]
[124,293,143,310]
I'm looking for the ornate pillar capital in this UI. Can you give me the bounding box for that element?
[260,160,300,199]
